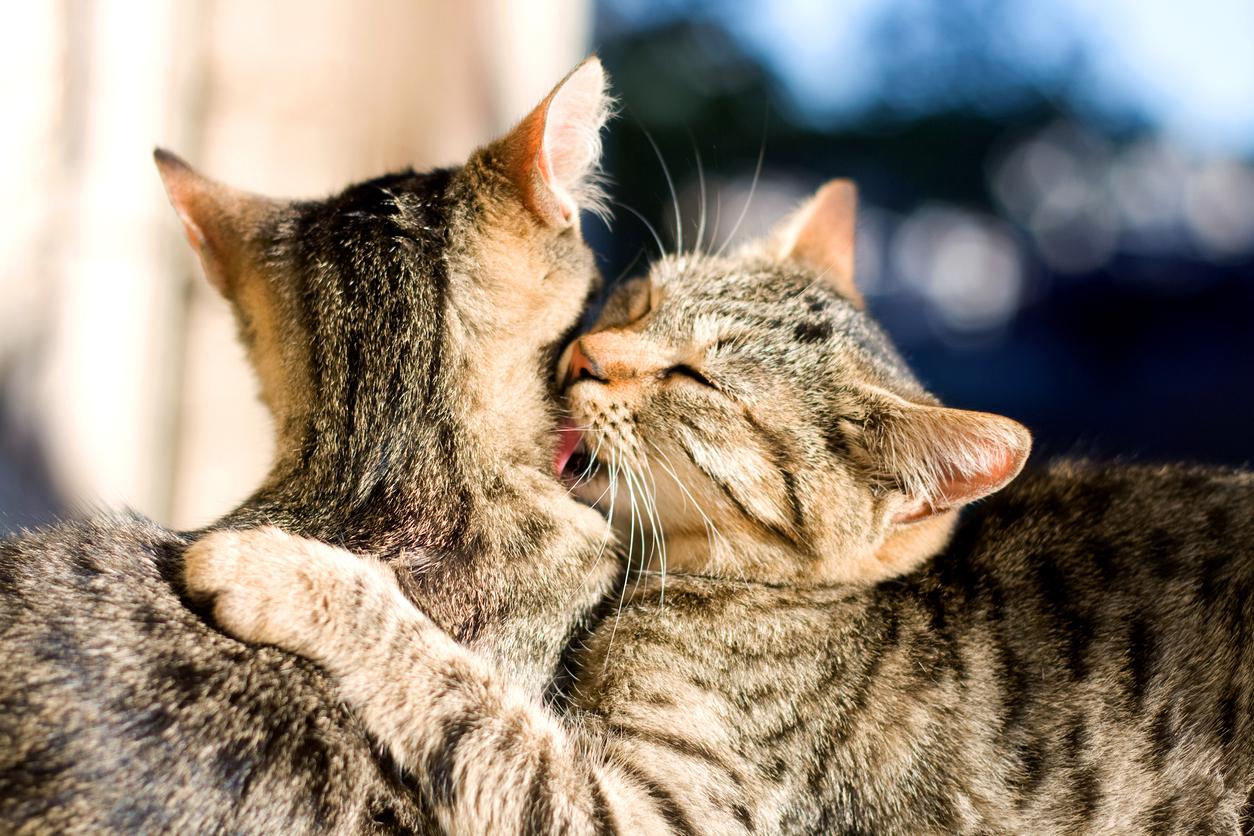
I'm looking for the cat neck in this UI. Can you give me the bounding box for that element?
[229,373,566,558]
[459,333,562,473]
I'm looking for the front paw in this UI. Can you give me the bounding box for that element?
[183,526,363,656]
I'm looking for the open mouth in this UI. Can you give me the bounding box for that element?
[554,419,604,488]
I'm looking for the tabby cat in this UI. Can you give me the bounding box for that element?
[189,180,1254,834]
[0,59,617,832]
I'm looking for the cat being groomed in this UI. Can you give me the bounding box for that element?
[187,180,1254,833]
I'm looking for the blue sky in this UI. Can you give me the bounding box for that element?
[1068,0,1254,153]
[606,0,1254,154]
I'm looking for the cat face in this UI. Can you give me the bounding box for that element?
[558,182,1031,585]
[155,60,612,549]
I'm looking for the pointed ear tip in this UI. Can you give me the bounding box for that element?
[818,179,858,206]
[1000,416,1033,452]
[987,419,1032,483]
[153,147,188,173]
[1013,425,1033,462]
[575,55,603,76]
[563,56,608,96]
[153,150,203,201]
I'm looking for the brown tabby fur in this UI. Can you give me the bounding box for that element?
[188,182,1254,834]
[0,59,615,832]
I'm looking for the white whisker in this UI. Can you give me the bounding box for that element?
[609,247,647,288]
[613,200,666,260]
[622,464,657,601]
[715,140,766,258]
[709,184,724,255]
[644,437,730,564]
[574,435,606,486]
[623,459,650,602]
[689,133,708,255]
[637,445,669,604]
[642,126,683,255]
[601,448,631,676]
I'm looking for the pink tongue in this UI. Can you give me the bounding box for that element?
[554,420,583,477]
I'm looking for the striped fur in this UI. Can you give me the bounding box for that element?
[188,463,1254,834]
[187,190,1254,832]
[0,60,615,831]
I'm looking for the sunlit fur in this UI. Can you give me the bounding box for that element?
[565,249,1025,586]
[187,199,1254,833]
[0,60,618,831]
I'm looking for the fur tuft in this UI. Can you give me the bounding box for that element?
[545,58,616,224]
[868,398,1031,509]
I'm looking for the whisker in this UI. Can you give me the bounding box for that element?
[789,275,826,302]
[641,125,683,255]
[714,136,766,258]
[687,129,708,255]
[656,455,718,561]
[644,437,731,563]
[612,200,666,260]
[622,463,658,601]
[564,435,607,495]
[622,459,650,601]
[574,477,621,621]
[609,246,647,289]
[580,436,606,482]
[601,449,631,675]
[637,445,668,604]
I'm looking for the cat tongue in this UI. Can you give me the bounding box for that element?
[554,421,583,478]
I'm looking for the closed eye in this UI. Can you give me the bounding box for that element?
[660,364,714,388]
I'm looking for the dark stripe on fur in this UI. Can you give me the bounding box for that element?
[1127,617,1156,713]
[615,762,699,836]
[425,715,474,806]
[740,409,807,536]
[606,722,733,773]
[586,769,619,836]
[522,748,555,836]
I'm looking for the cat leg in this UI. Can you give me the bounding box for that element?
[184,528,751,835]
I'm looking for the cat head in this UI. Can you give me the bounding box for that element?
[156,59,612,548]
[557,181,1030,585]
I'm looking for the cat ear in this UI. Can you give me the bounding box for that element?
[496,56,612,228]
[863,393,1031,523]
[771,179,862,308]
[154,149,275,297]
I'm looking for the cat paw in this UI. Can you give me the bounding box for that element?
[183,526,367,657]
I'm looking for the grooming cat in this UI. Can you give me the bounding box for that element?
[188,180,1254,834]
[0,60,618,832]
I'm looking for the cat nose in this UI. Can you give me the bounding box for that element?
[565,339,607,389]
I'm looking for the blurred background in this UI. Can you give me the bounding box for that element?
[1,0,1251,534]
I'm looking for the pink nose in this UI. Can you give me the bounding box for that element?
[565,339,605,388]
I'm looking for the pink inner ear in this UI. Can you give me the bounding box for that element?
[934,444,1023,506]
[539,61,606,222]
[893,447,1019,525]
[885,406,1031,524]
[778,180,861,306]
[174,207,207,253]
